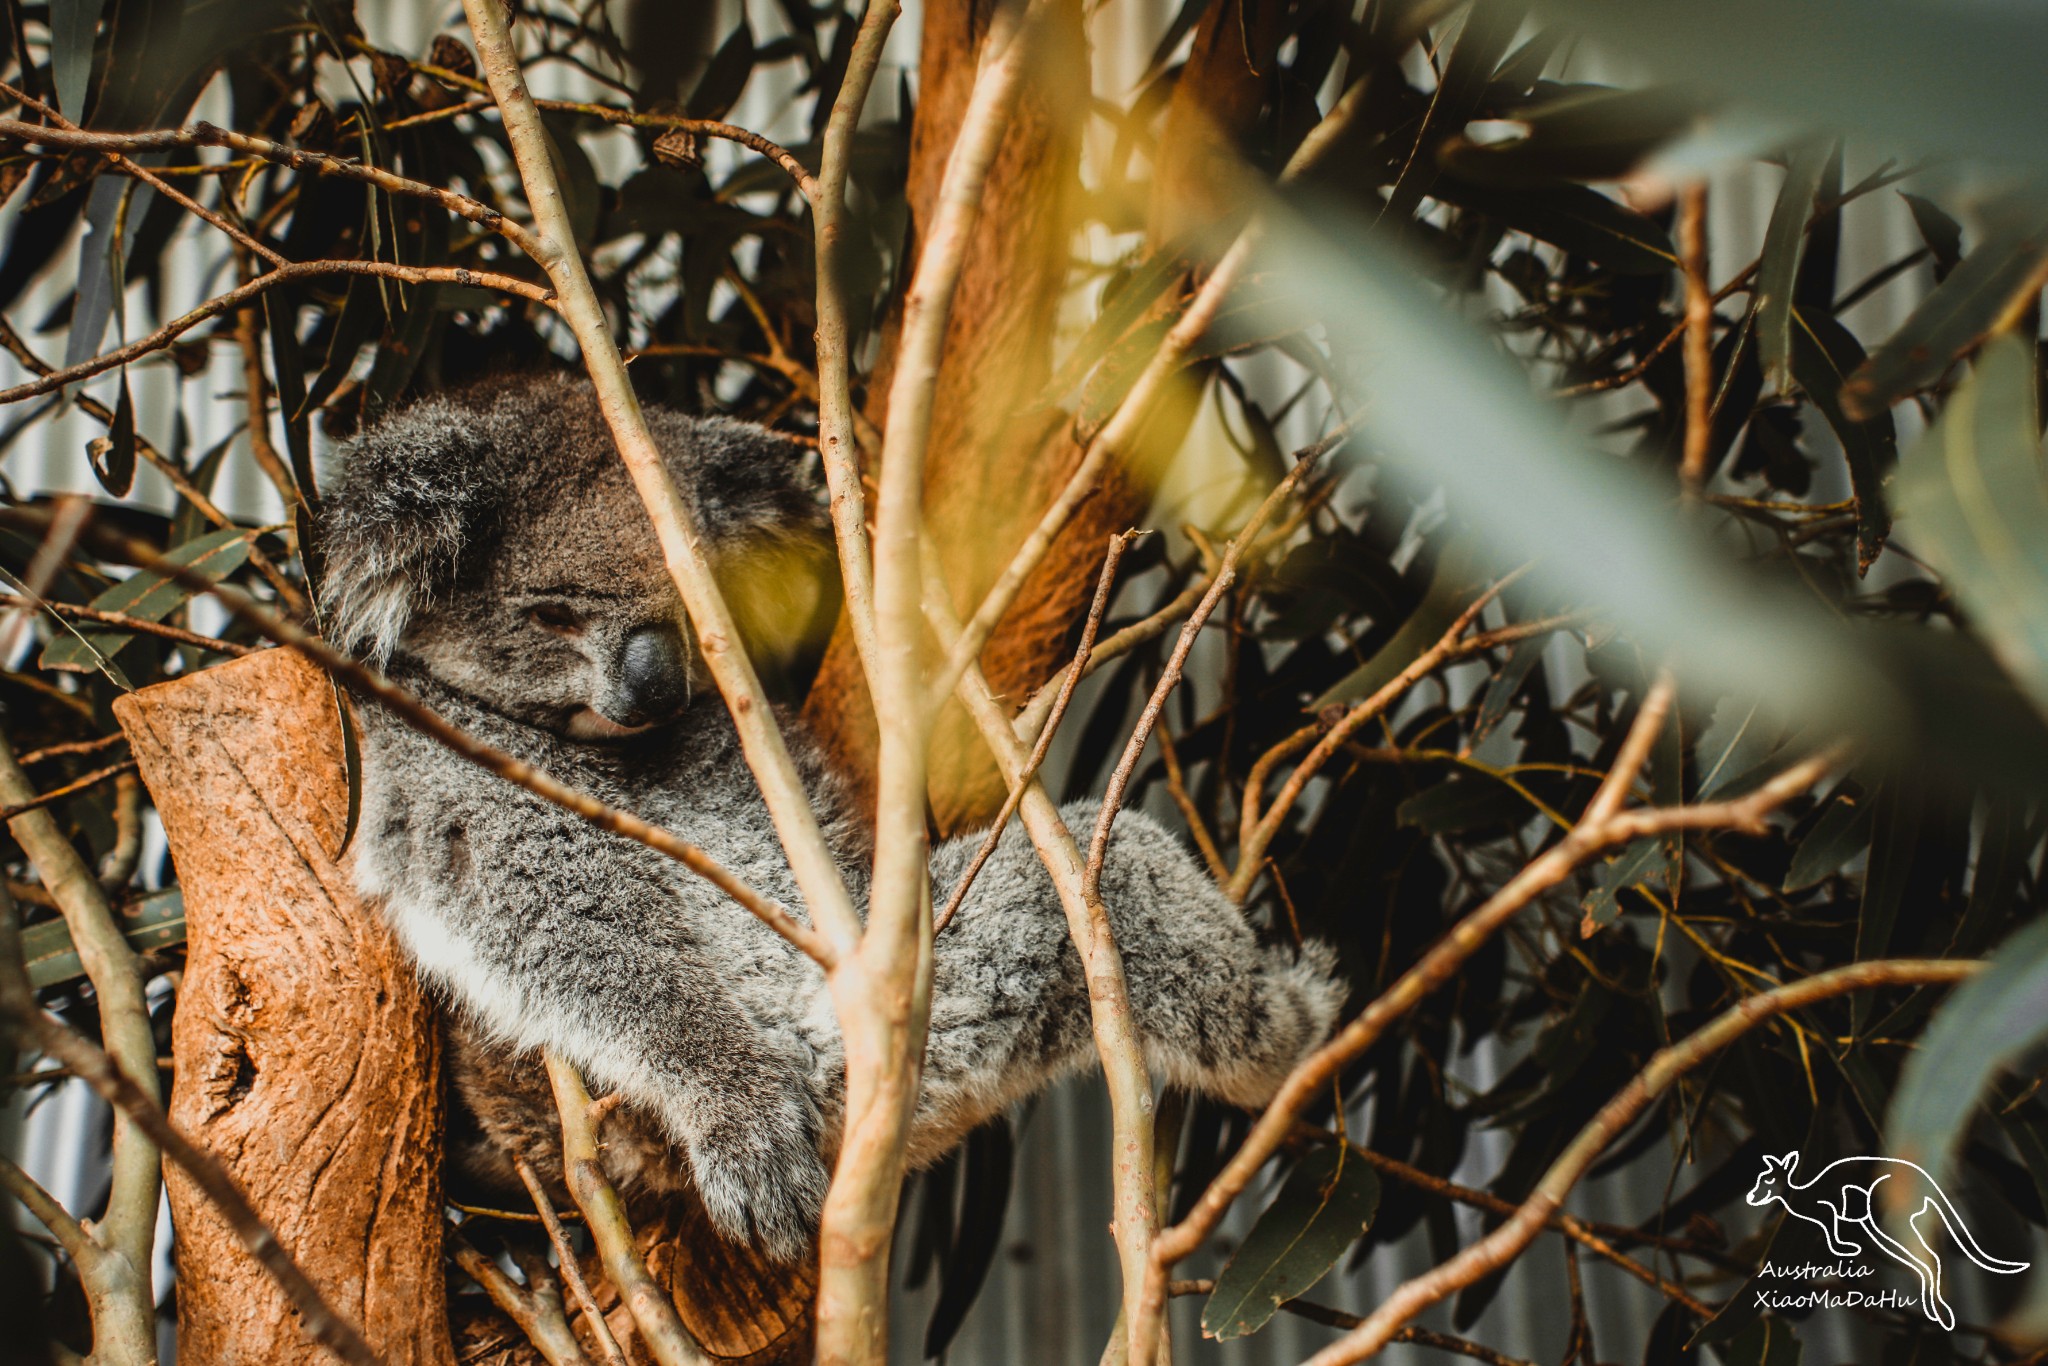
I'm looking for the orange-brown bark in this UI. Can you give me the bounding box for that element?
[803,0,1284,833]
[116,648,456,1366]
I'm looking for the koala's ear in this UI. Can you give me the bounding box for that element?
[653,413,832,676]
[317,394,519,664]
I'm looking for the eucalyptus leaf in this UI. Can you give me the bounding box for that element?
[1790,305,1894,571]
[1537,0,2048,173]
[1888,916,2048,1232]
[1580,836,1663,935]
[21,890,185,989]
[1782,787,1873,892]
[1256,198,1866,726]
[1841,216,2048,421]
[1893,333,2048,719]
[1754,141,1831,395]
[1202,1144,1379,1340]
[49,0,106,120]
[39,527,252,672]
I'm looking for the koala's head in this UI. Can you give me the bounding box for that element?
[319,373,828,741]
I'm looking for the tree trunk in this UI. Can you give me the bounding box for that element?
[116,648,456,1366]
[802,0,1282,833]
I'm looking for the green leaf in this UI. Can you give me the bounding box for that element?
[1580,835,1664,935]
[1841,215,2048,421]
[1397,774,1529,835]
[1432,179,1678,275]
[1754,141,1831,396]
[21,890,185,989]
[49,0,105,121]
[685,19,755,120]
[85,368,136,497]
[1255,196,1865,728]
[39,526,252,672]
[1782,786,1873,892]
[1309,535,1481,711]
[1888,916,2048,1229]
[1901,192,1963,282]
[1892,333,2048,718]
[1202,1144,1379,1340]
[1790,306,1895,571]
[1694,697,1778,801]
[1473,631,1551,741]
[1437,86,1701,187]
[1537,0,2048,173]
[1384,0,1528,222]
[1853,780,1922,968]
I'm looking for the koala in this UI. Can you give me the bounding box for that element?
[319,372,1345,1263]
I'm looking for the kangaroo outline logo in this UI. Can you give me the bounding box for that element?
[1746,1151,2031,1329]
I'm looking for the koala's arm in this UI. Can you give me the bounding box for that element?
[913,801,1343,1163]
[359,769,829,1260]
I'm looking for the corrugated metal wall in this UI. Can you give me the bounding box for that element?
[0,3,1964,1363]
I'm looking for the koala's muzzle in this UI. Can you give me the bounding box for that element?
[603,623,690,729]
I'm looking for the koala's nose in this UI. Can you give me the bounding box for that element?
[609,624,689,726]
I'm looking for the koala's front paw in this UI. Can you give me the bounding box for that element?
[687,1095,831,1264]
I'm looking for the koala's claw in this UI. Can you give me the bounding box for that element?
[689,1113,831,1264]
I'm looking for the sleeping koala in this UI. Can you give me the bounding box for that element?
[319,372,1345,1262]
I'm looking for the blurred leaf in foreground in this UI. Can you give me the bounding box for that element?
[1248,194,1871,727]
[1892,333,2048,722]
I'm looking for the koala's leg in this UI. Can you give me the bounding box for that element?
[915,801,1344,1160]
[360,781,830,1262]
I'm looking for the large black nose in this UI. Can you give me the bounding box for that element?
[609,624,689,726]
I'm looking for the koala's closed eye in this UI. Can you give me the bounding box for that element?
[526,602,581,633]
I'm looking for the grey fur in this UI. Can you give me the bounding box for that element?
[323,375,1346,1263]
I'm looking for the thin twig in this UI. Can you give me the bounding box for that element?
[0,259,554,406]
[543,1055,703,1366]
[1301,959,1979,1365]
[935,530,1135,934]
[1228,565,1532,902]
[1332,1139,1717,1313]
[0,525,160,1299]
[805,0,901,695]
[1156,724,1227,882]
[17,732,128,766]
[820,3,1044,1356]
[37,599,253,656]
[1678,184,1713,492]
[0,83,286,268]
[0,1153,156,1364]
[373,43,820,203]
[234,260,301,508]
[1164,1280,1536,1366]
[0,758,138,822]
[1084,454,1323,905]
[450,1228,592,1366]
[0,107,545,258]
[516,1157,628,1366]
[920,541,1168,1364]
